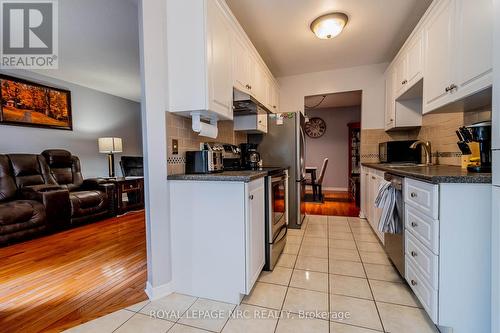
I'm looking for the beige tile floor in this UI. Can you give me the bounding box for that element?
[65,215,438,333]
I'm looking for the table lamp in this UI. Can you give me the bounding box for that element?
[98,137,123,178]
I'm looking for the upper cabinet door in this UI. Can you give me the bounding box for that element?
[406,31,424,87]
[207,0,233,119]
[394,55,407,97]
[385,68,396,129]
[232,35,251,95]
[423,0,455,113]
[453,0,493,98]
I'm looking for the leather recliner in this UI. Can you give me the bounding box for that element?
[120,156,143,177]
[42,149,116,225]
[0,154,69,246]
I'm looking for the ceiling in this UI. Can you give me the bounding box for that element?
[305,90,362,110]
[33,0,140,102]
[226,0,433,77]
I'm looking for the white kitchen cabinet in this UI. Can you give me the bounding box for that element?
[405,31,424,88]
[232,34,252,95]
[394,31,423,100]
[234,112,268,134]
[423,0,493,114]
[453,0,493,100]
[385,35,423,131]
[404,178,492,332]
[362,167,385,244]
[385,68,396,130]
[170,177,266,304]
[166,0,233,120]
[394,55,408,98]
[423,0,455,113]
[245,179,265,292]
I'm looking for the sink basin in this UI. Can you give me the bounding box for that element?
[384,163,431,168]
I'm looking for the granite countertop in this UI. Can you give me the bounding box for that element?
[362,163,492,184]
[167,167,288,183]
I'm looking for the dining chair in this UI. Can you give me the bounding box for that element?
[306,158,329,201]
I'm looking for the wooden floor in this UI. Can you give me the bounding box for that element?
[0,211,148,333]
[304,191,360,217]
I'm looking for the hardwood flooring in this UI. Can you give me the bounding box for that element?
[0,211,148,333]
[304,191,360,217]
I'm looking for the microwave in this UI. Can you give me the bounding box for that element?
[185,150,223,174]
[379,140,421,164]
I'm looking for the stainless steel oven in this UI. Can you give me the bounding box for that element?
[264,170,288,270]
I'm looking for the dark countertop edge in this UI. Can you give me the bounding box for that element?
[167,167,288,183]
[362,163,492,184]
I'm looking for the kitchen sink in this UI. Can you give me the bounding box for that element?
[382,163,431,168]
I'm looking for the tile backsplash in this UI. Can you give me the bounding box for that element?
[166,113,246,175]
[360,107,492,166]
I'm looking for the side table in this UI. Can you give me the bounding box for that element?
[105,177,145,215]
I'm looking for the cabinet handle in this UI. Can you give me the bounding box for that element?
[411,222,418,227]
[410,192,417,198]
[449,83,457,91]
[411,279,418,286]
[411,251,418,257]
[390,118,394,122]
[273,105,276,109]
[372,176,376,180]
[402,79,407,85]
[249,194,254,200]
[445,85,451,92]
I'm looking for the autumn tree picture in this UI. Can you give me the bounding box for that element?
[0,75,72,130]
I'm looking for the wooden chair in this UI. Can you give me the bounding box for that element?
[306,158,329,201]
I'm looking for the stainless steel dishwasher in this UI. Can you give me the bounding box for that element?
[383,172,405,277]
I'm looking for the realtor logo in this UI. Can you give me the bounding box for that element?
[1,0,58,68]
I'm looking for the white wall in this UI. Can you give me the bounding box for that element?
[305,107,361,190]
[277,62,388,129]
[0,70,142,178]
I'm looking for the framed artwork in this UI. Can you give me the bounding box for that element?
[0,74,72,130]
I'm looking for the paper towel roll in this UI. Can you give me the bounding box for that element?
[198,122,218,138]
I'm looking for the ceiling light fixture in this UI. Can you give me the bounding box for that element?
[310,12,348,39]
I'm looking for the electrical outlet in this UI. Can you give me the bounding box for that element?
[172,139,179,155]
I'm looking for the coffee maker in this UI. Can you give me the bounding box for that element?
[239,143,261,170]
[457,121,492,172]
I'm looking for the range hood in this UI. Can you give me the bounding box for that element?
[233,92,271,115]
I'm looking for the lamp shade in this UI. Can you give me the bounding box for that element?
[98,137,123,153]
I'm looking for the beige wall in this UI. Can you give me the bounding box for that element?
[360,108,492,166]
[166,113,247,175]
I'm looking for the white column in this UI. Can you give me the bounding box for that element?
[138,0,172,299]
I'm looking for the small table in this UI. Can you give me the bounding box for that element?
[107,177,145,215]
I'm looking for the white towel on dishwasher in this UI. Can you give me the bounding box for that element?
[375,180,401,234]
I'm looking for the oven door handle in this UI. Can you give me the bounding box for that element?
[271,224,287,244]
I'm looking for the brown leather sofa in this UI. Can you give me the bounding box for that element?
[0,154,70,246]
[42,149,116,225]
[0,151,116,246]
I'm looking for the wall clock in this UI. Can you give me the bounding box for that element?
[305,117,326,138]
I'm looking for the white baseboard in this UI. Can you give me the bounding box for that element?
[145,281,174,301]
[322,186,348,192]
[359,211,366,219]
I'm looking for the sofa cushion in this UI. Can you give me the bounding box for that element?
[42,150,84,190]
[69,190,107,218]
[7,154,55,188]
[0,155,17,202]
[0,200,46,229]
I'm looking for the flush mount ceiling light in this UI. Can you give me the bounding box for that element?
[310,12,348,39]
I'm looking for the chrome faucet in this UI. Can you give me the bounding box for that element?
[410,140,433,165]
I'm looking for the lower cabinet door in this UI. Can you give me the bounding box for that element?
[245,178,265,293]
[406,258,439,323]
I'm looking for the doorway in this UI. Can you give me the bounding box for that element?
[303,90,362,216]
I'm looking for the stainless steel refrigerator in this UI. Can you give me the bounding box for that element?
[249,112,306,229]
